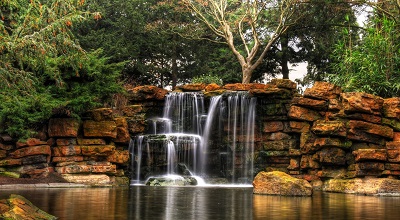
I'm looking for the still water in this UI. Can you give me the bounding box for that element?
[1,186,400,220]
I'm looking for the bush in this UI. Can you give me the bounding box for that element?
[192,74,223,85]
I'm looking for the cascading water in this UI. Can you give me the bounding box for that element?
[130,91,256,185]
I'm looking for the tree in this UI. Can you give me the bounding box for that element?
[181,0,299,83]
[0,0,122,139]
[329,0,400,97]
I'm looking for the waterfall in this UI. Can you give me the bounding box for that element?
[130,91,256,184]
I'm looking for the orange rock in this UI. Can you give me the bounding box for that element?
[263,121,284,133]
[52,156,84,163]
[127,85,168,101]
[383,97,400,119]
[177,83,206,91]
[10,145,51,159]
[291,97,327,110]
[205,83,222,91]
[83,120,117,138]
[107,150,129,164]
[304,81,342,100]
[348,120,393,139]
[48,118,80,137]
[0,158,22,166]
[77,138,106,145]
[269,79,297,90]
[311,120,347,137]
[386,141,400,149]
[288,105,322,122]
[289,121,310,133]
[353,149,387,162]
[122,105,143,117]
[88,108,114,121]
[81,145,115,156]
[341,92,384,115]
[52,146,81,157]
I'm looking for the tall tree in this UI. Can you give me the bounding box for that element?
[0,0,121,139]
[182,0,299,83]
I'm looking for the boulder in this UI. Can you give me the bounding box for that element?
[341,92,383,115]
[52,146,81,157]
[87,108,114,121]
[177,83,206,91]
[263,121,284,133]
[348,120,393,139]
[253,171,312,196]
[0,194,57,220]
[311,120,347,137]
[126,85,168,101]
[304,81,342,100]
[145,176,198,186]
[291,97,327,110]
[205,83,222,91]
[61,174,112,185]
[48,118,79,138]
[83,120,117,138]
[315,148,347,165]
[269,79,297,90]
[323,178,400,195]
[383,97,400,119]
[353,149,387,162]
[288,106,322,122]
[81,145,115,156]
[10,145,51,159]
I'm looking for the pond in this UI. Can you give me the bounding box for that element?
[1,186,400,220]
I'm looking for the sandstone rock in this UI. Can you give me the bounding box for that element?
[250,88,292,99]
[87,108,114,121]
[203,89,227,97]
[313,138,351,149]
[328,98,342,111]
[382,118,400,131]
[0,194,57,220]
[394,132,400,141]
[224,83,269,91]
[127,117,146,134]
[77,138,106,145]
[347,129,386,145]
[113,118,130,144]
[0,158,22,166]
[127,85,168,101]
[52,156,84,163]
[107,150,129,164]
[81,145,115,156]
[304,81,342,100]
[0,143,13,151]
[264,132,292,141]
[146,176,199,186]
[48,118,79,137]
[61,174,112,185]
[263,121,284,133]
[287,158,300,170]
[270,79,297,90]
[263,140,297,151]
[383,97,400,119]
[311,120,347,137]
[288,106,322,122]
[205,83,222,91]
[21,155,48,165]
[177,83,206,91]
[300,132,318,154]
[291,97,327,110]
[122,105,143,117]
[356,162,384,171]
[386,141,400,149]
[16,138,47,148]
[316,148,347,165]
[300,155,320,169]
[345,113,382,124]
[353,149,387,162]
[52,146,81,157]
[0,134,13,143]
[55,164,92,174]
[341,92,383,115]
[289,121,310,133]
[253,171,312,196]
[0,150,5,159]
[323,178,400,195]
[348,120,393,139]
[83,120,117,138]
[56,138,77,146]
[384,163,400,170]
[387,149,400,162]
[11,145,51,159]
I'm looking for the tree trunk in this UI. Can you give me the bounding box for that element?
[171,34,178,89]
[281,34,289,79]
[242,67,252,84]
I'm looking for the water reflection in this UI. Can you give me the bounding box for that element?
[1,187,400,220]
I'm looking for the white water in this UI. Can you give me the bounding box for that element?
[130,92,256,185]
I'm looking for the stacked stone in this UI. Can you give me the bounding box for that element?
[286,82,399,180]
[0,136,52,178]
[47,109,130,184]
[124,85,168,136]
[382,98,400,177]
[249,79,299,174]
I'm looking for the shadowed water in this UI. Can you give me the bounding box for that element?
[1,187,400,220]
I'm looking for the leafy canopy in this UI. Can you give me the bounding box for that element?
[0,0,122,139]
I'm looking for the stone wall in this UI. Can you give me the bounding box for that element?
[1,81,399,185]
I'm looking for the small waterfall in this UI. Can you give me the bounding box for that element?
[225,92,256,183]
[130,91,256,185]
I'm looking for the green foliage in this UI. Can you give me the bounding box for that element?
[192,74,223,85]
[0,1,122,139]
[329,16,400,98]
